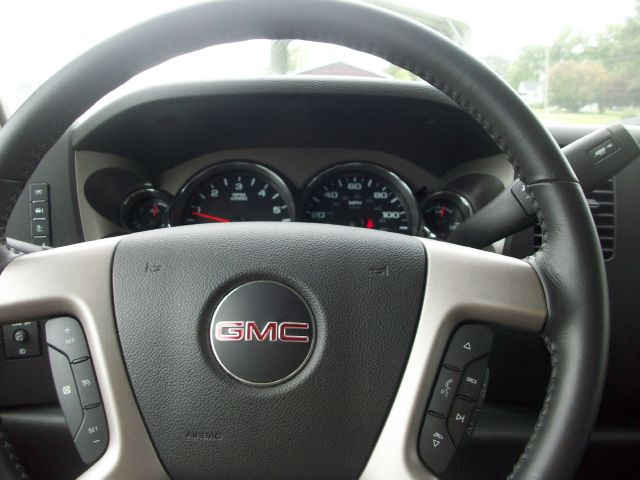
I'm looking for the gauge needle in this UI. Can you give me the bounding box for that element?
[191,211,231,223]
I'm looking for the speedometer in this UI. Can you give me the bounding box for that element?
[302,163,419,235]
[172,162,295,225]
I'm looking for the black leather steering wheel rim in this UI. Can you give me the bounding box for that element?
[0,1,608,479]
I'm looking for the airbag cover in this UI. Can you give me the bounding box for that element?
[112,223,425,479]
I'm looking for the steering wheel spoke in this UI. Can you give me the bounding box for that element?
[0,238,167,479]
[362,239,546,479]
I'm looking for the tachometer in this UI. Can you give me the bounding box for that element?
[302,163,418,235]
[172,162,295,225]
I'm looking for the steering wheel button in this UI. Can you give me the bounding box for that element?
[444,324,493,370]
[48,347,83,436]
[72,359,101,408]
[12,329,29,344]
[419,412,456,474]
[74,405,108,464]
[45,317,89,362]
[447,397,476,447]
[457,356,489,401]
[428,367,461,416]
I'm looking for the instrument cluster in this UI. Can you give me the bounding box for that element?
[118,160,475,239]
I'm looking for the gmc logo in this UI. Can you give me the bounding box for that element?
[215,321,310,343]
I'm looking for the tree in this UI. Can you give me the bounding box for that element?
[548,60,608,111]
[506,27,591,90]
[506,45,545,88]
[598,73,632,110]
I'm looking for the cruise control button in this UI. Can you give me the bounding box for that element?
[444,324,492,370]
[74,406,108,464]
[428,367,460,416]
[447,397,476,446]
[419,412,456,474]
[72,359,101,408]
[457,356,489,401]
[46,317,89,362]
[48,347,83,436]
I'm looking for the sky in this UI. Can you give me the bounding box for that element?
[0,0,636,114]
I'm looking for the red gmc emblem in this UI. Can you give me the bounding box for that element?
[214,321,311,343]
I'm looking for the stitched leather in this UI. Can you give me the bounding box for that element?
[0,1,608,478]
[0,427,30,480]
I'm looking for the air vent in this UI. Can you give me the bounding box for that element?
[533,178,615,260]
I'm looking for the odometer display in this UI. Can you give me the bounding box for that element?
[302,164,418,234]
[174,162,294,225]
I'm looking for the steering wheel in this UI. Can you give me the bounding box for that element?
[0,1,608,479]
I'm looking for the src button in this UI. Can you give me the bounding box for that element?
[458,356,489,401]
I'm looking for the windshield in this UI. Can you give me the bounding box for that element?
[1,0,638,125]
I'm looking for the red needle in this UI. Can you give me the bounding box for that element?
[439,207,445,219]
[191,211,231,223]
[366,218,375,229]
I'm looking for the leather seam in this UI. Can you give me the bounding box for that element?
[507,334,558,480]
[0,427,31,480]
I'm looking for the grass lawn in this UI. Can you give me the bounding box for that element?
[531,108,633,125]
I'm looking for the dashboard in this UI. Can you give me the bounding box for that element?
[66,78,512,247]
[78,149,507,243]
[3,77,640,479]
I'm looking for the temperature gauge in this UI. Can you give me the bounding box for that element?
[120,189,172,232]
[422,192,473,240]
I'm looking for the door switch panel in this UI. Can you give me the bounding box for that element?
[419,324,492,474]
[46,317,108,464]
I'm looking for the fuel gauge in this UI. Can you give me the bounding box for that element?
[120,189,172,232]
[422,192,473,240]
